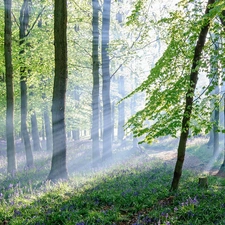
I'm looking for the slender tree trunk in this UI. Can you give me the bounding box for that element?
[216,96,225,176]
[170,0,215,191]
[211,37,220,155]
[213,107,219,154]
[44,108,52,151]
[102,0,112,160]
[112,101,115,141]
[31,111,42,151]
[100,105,103,139]
[19,0,33,168]
[72,130,80,141]
[217,11,225,175]
[48,0,68,181]
[131,76,140,151]
[4,0,16,174]
[207,99,214,146]
[42,114,45,141]
[223,97,225,165]
[118,75,125,141]
[221,97,225,166]
[91,0,101,166]
[72,86,80,142]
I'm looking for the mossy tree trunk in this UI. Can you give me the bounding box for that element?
[170,0,215,191]
[19,0,34,168]
[4,0,17,174]
[48,0,68,181]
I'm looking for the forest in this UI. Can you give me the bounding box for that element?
[1,0,225,224]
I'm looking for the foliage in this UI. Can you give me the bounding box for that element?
[125,0,225,144]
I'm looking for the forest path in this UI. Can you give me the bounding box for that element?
[142,136,219,175]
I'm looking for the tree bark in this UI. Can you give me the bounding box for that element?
[102,0,113,160]
[91,0,101,166]
[44,108,52,151]
[224,97,225,165]
[216,96,225,176]
[72,129,80,141]
[211,37,220,155]
[48,0,68,181]
[213,107,219,154]
[170,0,215,191]
[19,0,33,168]
[31,111,42,151]
[217,12,225,176]
[4,0,17,174]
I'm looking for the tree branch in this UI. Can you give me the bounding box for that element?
[26,6,46,37]
[11,12,20,28]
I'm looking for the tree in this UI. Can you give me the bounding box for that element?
[31,111,42,151]
[124,0,224,191]
[19,0,34,168]
[91,0,101,166]
[44,106,52,152]
[117,74,125,141]
[170,0,215,191]
[216,11,225,176]
[102,0,113,160]
[4,0,16,174]
[48,0,68,181]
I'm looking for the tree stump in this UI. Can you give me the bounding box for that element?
[198,177,208,188]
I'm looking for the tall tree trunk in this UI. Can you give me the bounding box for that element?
[31,111,42,151]
[213,107,219,154]
[211,36,220,155]
[216,96,225,176]
[216,12,225,176]
[41,114,45,141]
[72,86,80,141]
[131,76,140,151]
[72,130,80,141]
[116,4,125,142]
[118,75,125,141]
[112,101,115,141]
[100,105,103,139]
[170,0,215,191]
[44,108,52,151]
[48,0,68,181]
[91,0,101,166]
[4,0,16,174]
[19,0,33,168]
[102,0,112,160]
[217,97,225,175]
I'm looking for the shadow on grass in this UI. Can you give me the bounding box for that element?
[1,162,174,225]
[1,137,225,224]
[2,159,225,225]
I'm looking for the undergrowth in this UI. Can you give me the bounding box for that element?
[0,137,225,224]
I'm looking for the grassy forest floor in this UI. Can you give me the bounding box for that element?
[0,136,225,224]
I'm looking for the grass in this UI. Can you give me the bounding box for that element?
[0,137,225,224]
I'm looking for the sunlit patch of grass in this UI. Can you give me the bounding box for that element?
[1,137,225,224]
[1,155,225,224]
[186,142,211,163]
